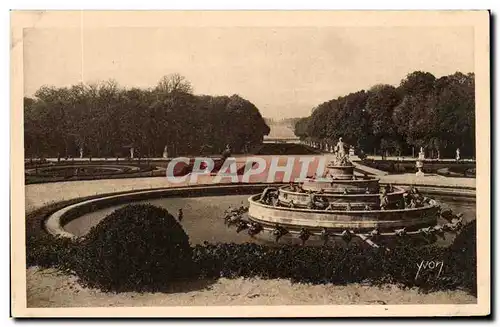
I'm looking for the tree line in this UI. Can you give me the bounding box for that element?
[294,71,475,158]
[24,74,270,158]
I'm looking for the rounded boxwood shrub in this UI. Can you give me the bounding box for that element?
[71,204,193,292]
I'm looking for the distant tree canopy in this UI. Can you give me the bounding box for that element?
[294,71,475,158]
[24,74,270,158]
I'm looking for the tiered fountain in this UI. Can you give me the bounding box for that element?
[228,138,461,247]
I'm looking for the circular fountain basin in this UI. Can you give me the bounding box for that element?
[247,194,440,233]
[44,184,475,247]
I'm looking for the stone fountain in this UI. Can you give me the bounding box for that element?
[228,138,457,247]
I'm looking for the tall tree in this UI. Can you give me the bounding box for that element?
[295,70,475,158]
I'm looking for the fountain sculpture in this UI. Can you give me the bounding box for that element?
[416,147,425,177]
[226,138,463,247]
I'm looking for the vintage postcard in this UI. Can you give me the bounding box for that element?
[11,10,490,317]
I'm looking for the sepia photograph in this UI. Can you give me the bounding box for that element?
[10,10,490,317]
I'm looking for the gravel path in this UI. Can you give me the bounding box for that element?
[27,267,476,308]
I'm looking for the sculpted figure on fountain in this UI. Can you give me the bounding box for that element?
[335,137,346,156]
[331,137,350,166]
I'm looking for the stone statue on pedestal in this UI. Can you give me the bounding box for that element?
[335,137,346,157]
[418,147,425,160]
[416,147,425,177]
[332,137,350,166]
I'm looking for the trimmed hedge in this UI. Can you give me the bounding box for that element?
[26,202,476,295]
[437,167,476,178]
[361,159,476,175]
[25,163,158,185]
[192,222,476,295]
[26,234,76,271]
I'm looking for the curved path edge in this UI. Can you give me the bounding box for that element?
[45,183,273,239]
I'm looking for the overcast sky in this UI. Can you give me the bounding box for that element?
[23,26,474,119]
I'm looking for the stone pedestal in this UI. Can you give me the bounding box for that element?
[418,147,425,161]
[327,165,355,180]
[415,160,424,177]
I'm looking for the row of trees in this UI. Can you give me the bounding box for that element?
[24,74,270,158]
[295,71,475,158]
